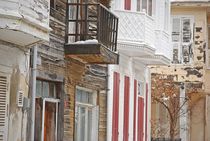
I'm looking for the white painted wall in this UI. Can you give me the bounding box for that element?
[107,53,151,141]
[0,0,50,45]
[0,41,30,141]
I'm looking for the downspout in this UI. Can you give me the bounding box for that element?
[107,65,112,141]
[30,45,37,141]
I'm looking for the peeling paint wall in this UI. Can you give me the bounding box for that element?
[150,6,208,141]
[0,40,30,141]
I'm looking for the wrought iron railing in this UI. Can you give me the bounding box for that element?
[66,2,118,51]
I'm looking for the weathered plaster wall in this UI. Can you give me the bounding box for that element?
[0,40,30,141]
[64,59,108,141]
[151,6,207,141]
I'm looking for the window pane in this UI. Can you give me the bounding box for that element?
[76,88,93,104]
[36,80,42,98]
[172,18,181,42]
[137,0,141,11]
[142,0,147,12]
[43,81,49,98]
[148,0,152,16]
[49,82,56,98]
[182,18,191,43]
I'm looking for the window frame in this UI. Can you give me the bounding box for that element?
[171,15,194,64]
[136,0,153,16]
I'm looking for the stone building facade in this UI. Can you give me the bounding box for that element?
[151,1,210,141]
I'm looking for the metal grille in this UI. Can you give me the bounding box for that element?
[66,1,118,51]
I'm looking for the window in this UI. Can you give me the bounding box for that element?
[74,87,99,141]
[164,0,169,31]
[136,0,153,16]
[171,16,194,64]
[138,81,144,97]
[35,80,62,141]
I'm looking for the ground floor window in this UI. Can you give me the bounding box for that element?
[35,80,61,141]
[74,87,99,141]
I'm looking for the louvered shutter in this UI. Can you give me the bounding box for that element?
[172,17,181,63]
[0,74,9,141]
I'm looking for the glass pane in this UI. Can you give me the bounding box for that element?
[49,82,56,98]
[142,0,147,12]
[137,0,141,11]
[182,18,191,43]
[80,107,86,141]
[76,89,93,104]
[36,80,42,98]
[148,0,152,16]
[43,82,49,98]
[172,18,181,42]
[88,109,92,141]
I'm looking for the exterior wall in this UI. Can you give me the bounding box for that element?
[64,59,108,141]
[0,40,30,141]
[0,0,50,44]
[151,5,208,141]
[107,54,151,141]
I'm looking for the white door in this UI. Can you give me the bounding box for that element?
[0,74,9,141]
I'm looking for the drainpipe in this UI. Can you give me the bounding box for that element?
[107,65,112,141]
[30,45,37,141]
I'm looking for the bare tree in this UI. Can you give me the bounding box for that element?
[151,74,199,140]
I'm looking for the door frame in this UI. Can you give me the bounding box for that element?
[41,98,60,141]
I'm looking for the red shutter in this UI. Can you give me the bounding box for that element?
[133,80,137,141]
[137,97,144,141]
[123,76,130,141]
[112,72,120,141]
[124,0,131,10]
[145,83,149,141]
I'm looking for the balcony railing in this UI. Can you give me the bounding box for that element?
[115,10,155,47]
[66,2,118,52]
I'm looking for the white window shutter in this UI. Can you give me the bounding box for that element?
[91,106,99,141]
[0,74,9,141]
[181,17,193,63]
[172,17,181,63]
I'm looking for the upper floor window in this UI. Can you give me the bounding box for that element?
[164,0,169,31]
[171,16,194,64]
[136,0,153,16]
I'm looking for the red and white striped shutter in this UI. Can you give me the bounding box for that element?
[123,76,130,141]
[0,74,9,141]
[112,72,120,141]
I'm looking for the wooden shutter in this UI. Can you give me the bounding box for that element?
[0,74,9,141]
[137,97,144,141]
[91,106,99,141]
[112,72,120,141]
[123,76,130,141]
[133,80,137,141]
[172,17,181,63]
[145,83,148,141]
[124,0,131,10]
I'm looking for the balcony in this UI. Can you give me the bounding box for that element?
[114,10,155,57]
[0,0,50,46]
[64,2,119,64]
